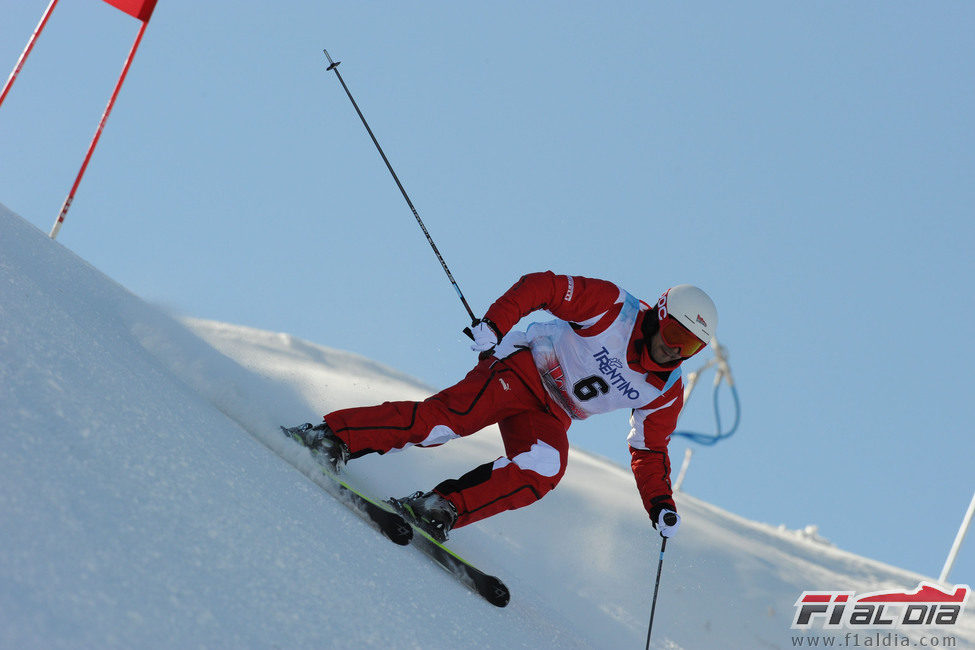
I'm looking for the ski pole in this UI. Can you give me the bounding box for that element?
[321,49,477,325]
[645,513,677,650]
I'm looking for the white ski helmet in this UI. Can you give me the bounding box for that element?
[656,284,718,352]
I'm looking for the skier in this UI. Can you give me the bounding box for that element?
[286,271,717,543]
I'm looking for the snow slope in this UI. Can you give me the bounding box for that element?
[1,201,972,649]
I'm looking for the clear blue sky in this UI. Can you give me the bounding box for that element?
[2,1,973,586]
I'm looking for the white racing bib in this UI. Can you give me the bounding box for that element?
[510,292,681,420]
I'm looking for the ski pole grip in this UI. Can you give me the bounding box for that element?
[663,512,679,527]
[463,326,475,341]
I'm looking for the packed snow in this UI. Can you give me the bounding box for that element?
[1,202,971,648]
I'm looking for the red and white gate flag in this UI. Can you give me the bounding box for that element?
[101,0,158,22]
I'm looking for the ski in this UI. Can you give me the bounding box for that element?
[279,426,413,546]
[280,424,509,607]
[390,504,511,608]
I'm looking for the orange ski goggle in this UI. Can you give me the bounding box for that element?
[658,314,707,357]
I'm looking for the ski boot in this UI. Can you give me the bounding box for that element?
[387,491,458,543]
[281,422,350,473]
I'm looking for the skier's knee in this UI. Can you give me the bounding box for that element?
[496,439,567,497]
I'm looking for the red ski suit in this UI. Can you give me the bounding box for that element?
[324,272,683,529]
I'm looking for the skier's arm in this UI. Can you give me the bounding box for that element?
[482,271,623,337]
[627,391,683,523]
[630,447,677,523]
